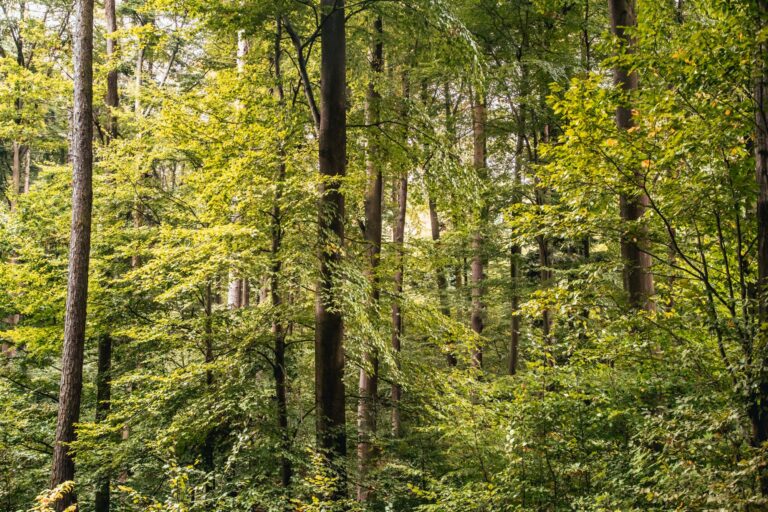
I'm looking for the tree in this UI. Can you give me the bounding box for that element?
[608,0,655,311]
[315,0,347,493]
[49,0,94,506]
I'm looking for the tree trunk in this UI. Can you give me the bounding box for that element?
[752,0,768,496]
[95,2,119,509]
[94,334,112,512]
[391,171,408,438]
[315,0,347,494]
[609,0,655,311]
[470,95,487,369]
[105,0,118,140]
[272,20,291,488]
[50,0,94,506]
[356,15,383,503]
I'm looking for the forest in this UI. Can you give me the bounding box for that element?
[2,0,768,510]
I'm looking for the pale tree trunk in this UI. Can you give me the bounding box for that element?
[609,0,655,311]
[470,94,487,369]
[356,15,383,503]
[50,0,94,506]
[315,0,347,496]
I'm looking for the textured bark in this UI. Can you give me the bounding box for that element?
[391,171,408,438]
[315,0,347,491]
[609,0,655,311]
[50,0,94,506]
[94,335,112,512]
[272,21,291,487]
[104,0,118,140]
[356,16,383,503]
[470,96,487,369]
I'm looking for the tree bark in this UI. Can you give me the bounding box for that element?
[356,15,383,503]
[391,170,408,438]
[470,94,487,369]
[752,0,768,496]
[50,0,94,506]
[272,20,291,487]
[94,334,112,512]
[315,0,347,494]
[609,0,655,311]
[95,2,119,509]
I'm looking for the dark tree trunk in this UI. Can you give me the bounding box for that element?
[272,20,292,487]
[315,0,347,493]
[357,15,383,503]
[470,95,487,369]
[609,0,655,311]
[50,0,94,506]
[104,0,118,140]
[94,334,112,512]
[95,2,118,508]
[752,0,768,496]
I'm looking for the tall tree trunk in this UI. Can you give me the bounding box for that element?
[94,335,112,512]
[752,0,768,496]
[315,0,347,494]
[470,94,487,369]
[272,20,291,488]
[357,15,383,503]
[50,0,94,506]
[609,0,655,311]
[95,3,119,509]
[391,170,408,438]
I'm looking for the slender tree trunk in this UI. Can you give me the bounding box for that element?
[272,20,291,487]
[356,15,383,503]
[752,0,768,496]
[105,0,118,141]
[50,0,94,506]
[315,0,347,494]
[94,335,112,512]
[94,3,119,509]
[391,170,408,438]
[609,0,655,311]
[470,94,487,369]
